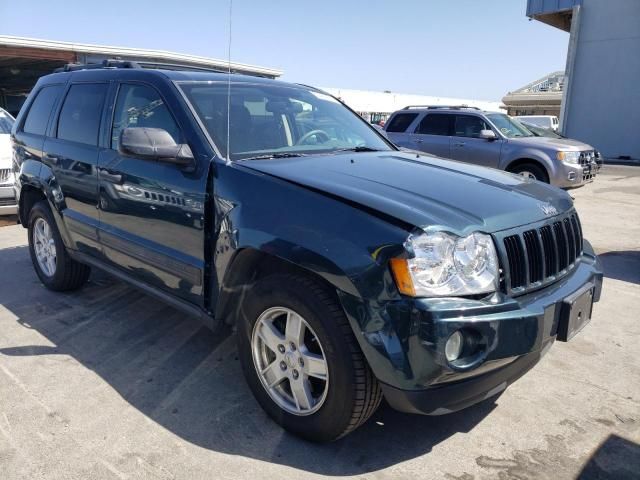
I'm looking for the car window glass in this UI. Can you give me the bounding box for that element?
[0,110,14,134]
[57,83,108,145]
[416,114,451,135]
[178,83,390,160]
[22,85,63,136]
[453,115,490,138]
[111,84,180,150]
[385,113,418,133]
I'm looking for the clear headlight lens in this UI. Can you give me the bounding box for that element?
[557,151,581,164]
[391,231,499,297]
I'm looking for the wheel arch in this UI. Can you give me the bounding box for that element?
[505,158,550,182]
[213,247,350,326]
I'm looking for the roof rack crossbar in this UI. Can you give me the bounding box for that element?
[54,59,142,73]
[402,105,481,110]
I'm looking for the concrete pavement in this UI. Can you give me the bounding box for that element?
[0,166,638,479]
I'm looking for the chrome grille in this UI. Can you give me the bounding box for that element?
[0,169,11,184]
[498,212,583,294]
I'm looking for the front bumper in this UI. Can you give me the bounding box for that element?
[555,161,597,188]
[0,185,17,215]
[341,245,603,415]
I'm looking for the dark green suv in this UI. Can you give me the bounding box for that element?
[11,63,603,442]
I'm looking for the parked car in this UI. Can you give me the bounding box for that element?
[0,107,17,215]
[12,64,603,442]
[514,115,559,131]
[521,121,602,173]
[384,106,597,188]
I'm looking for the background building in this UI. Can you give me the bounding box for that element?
[502,71,564,117]
[0,36,282,116]
[527,0,640,160]
[322,87,504,125]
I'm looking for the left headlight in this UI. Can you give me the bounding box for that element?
[390,231,499,297]
[557,151,581,164]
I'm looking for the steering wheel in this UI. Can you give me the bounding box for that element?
[296,129,331,145]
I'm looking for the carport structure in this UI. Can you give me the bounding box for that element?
[0,35,282,116]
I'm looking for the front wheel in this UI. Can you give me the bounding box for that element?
[509,162,549,183]
[237,273,382,442]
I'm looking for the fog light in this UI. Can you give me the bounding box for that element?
[445,331,464,362]
[567,171,576,181]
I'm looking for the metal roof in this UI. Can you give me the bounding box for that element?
[0,35,282,78]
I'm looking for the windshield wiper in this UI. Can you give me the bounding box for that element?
[331,146,382,153]
[241,153,308,161]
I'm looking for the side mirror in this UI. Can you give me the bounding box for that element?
[479,129,497,141]
[119,127,195,169]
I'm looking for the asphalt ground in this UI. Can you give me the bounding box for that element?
[0,165,638,479]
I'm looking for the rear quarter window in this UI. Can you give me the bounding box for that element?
[385,113,418,133]
[22,85,64,136]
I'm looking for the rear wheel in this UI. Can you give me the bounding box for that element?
[27,201,90,291]
[236,273,382,442]
[510,162,549,183]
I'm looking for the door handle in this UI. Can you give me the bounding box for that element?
[414,139,423,143]
[453,142,466,147]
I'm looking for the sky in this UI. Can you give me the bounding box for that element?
[0,0,569,101]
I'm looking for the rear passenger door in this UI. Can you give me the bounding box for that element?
[42,82,108,256]
[97,82,207,306]
[410,113,453,158]
[449,114,502,168]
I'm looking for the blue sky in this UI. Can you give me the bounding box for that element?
[0,0,569,101]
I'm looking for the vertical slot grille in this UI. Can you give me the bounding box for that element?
[501,212,585,294]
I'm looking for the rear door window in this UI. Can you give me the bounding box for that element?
[385,113,418,133]
[453,115,491,138]
[22,85,64,136]
[57,83,108,145]
[415,114,452,135]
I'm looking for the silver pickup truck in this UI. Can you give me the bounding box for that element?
[384,106,597,188]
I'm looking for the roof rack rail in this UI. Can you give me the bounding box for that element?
[54,59,142,73]
[402,105,481,110]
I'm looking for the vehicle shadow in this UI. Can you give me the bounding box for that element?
[598,250,640,285]
[577,434,640,479]
[0,245,497,476]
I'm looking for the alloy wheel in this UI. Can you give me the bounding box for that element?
[251,306,329,416]
[33,217,57,277]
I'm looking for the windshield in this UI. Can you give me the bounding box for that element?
[485,113,534,138]
[0,110,15,135]
[178,82,392,160]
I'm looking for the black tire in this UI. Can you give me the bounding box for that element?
[509,162,549,183]
[236,273,382,442]
[27,201,91,291]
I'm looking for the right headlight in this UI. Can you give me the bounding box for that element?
[390,231,499,297]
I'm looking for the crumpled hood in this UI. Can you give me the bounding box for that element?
[509,135,593,151]
[0,135,11,169]
[241,151,574,234]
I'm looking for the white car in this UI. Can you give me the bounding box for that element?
[514,115,559,131]
[0,108,17,215]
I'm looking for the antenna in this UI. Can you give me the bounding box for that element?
[226,0,233,163]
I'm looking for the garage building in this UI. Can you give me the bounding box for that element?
[0,35,282,117]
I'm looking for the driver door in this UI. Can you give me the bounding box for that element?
[448,114,502,168]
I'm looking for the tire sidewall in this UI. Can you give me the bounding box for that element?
[236,274,358,442]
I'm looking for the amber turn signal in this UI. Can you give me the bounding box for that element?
[389,258,416,296]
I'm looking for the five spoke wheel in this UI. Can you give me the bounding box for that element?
[33,217,57,277]
[252,307,328,415]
